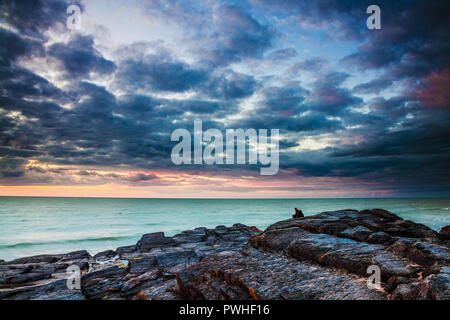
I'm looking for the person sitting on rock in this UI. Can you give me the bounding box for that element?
[293,208,304,219]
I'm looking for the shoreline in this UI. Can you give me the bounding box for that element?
[0,208,449,300]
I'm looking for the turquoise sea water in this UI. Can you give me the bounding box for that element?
[0,197,449,261]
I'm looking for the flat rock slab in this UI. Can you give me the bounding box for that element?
[177,246,386,300]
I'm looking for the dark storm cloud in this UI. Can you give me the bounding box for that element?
[114,94,165,118]
[260,85,308,114]
[1,78,173,172]
[0,157,27,178]
[365,96,412,120]
[0,0,78,35]
[237,110,344,133]
[0,95,63,124]
[115,54,207,92]
[332,118,450,158]
[199,4,276,66]
[138,2,275,66]
[201,69,256,100]
[230,69,363,134]
[342,1,450,72]
[234,82,346,133]
[353,79,393,94]
[279,94,450,193]
[308,72,362,115]
[0,26,71,111]
[177,100,222,114]
[0,70,232,176]
[114,46,256,99]
[116,91,235,119]
[285,151,450,194]
[287,113,344,132]
[0,28,44,67]
[255,0,450,85]
[48,35,116,79]
[282,150,395,177]
[0,66,66,100]
[341,41,399,70]
[279,139,300,150]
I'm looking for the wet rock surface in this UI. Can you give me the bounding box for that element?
[0,209,448,300]
[440,225,450,240]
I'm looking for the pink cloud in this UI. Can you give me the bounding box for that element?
[413,69,450,108]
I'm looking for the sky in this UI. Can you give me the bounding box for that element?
[0,0,449,198]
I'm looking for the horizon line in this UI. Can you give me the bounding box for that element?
[0,195,449,200]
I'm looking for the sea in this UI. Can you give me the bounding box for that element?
[0,197,449,261]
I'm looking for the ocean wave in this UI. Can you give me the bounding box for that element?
[0,235,134,249]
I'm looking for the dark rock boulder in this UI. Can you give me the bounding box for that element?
[3,254,60,265]
[388,239,450,267]
[2,250,90,265]
[156,249,199,270]
[340,225,373,242]
[8,272,52,285]
[128,257,157,275]
[439,225,450,240]
[60,250,91,262]
[0,250,91,289]
[173,228,207,244]
[81,266,127,299]
[116,245,137,257]
[391,268,450,300]
[121,267,161,297]
[0,279,85,300]
[136,232,176,252]
[367,231,396,244]
[93,250,117,260]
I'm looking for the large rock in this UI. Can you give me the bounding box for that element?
[81,266,127,299]
[439,225,450,240]
[0,209,448,300]
[2,250,90,265]
[0,279,84,300]
[176,245,386,300]
[136,232,176,252]
[249,209,449,299]
[0,250,90,289]
[121,267,161,297]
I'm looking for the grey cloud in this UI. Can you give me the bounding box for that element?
[48,35,116,79]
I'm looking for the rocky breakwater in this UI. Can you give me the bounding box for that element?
[0,209,449,300]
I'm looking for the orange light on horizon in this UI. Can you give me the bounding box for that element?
[0,172,391,198]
